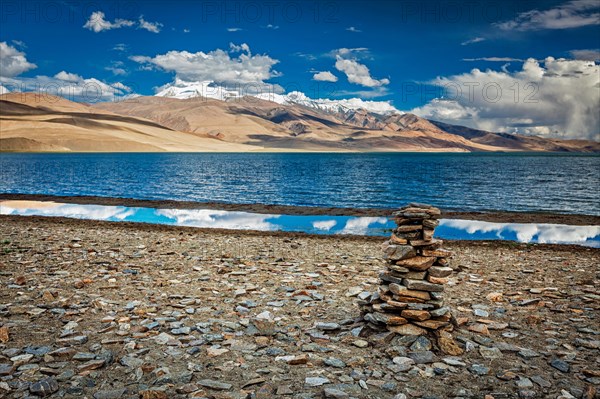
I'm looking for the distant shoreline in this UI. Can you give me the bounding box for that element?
[2,150,600,154]
[1,193,598,226]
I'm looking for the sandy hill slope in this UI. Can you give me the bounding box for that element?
[429,120,600,152]
[0,93,261,152]
[93,96,509,152]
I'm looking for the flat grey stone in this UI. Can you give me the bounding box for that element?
[93,388,126,399]
[305,377,330,387]
[197,379,232,390]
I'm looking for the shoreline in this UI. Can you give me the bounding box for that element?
[1,214,599,252]
[1,193,599,226]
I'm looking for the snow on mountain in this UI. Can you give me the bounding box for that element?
[254,90,402,115]
[155,80,402,116]
[155,79,242,101]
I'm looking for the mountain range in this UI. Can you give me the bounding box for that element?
[1,89,598,153]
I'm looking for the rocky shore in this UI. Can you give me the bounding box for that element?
[1,215,599,399]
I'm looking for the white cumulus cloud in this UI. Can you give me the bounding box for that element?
[0,41,36,78]
[131,43,281,87]
[54,71,82,82]
[312,71,338,82]
[138,16,162,33]
[83,11,162,33]
[411,57,600,140]
[83,11,135,32]
[335,57,389,88]
[0,40,133,102]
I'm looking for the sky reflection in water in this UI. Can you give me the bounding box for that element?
[1,201,598,248]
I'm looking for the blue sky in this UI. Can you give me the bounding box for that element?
[1,0,599,139]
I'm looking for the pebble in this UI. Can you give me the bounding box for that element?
[305,377,331,387]
[469,364,490,376]
[76,359,105,372]
[0,364,14,376]
[197,379,232,390]
[516,377,533,388]
[139,390,168,399]
[409,351,435,364]
[479,346,502,359]
[410,336,432,352]
[352,339,369,348]
[93,388,126,399]
[530,375,551,388]
[442,357,466,367]
[550,358,570,373]
[10,354,34,366]
[323,387,350,398]
[392,357,415,371]
[29,377,59,397]
[324,357,346,368]
[518,389,538,398]
[518,348,539,359]
[316,322,340,331]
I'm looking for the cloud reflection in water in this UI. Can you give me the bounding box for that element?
[0,202,134,221]
[439,219,600,247]
[1,201,598,247]
[155,209,281,231]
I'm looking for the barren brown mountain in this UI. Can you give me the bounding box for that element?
[1,92,598,152]
[0,93,260,152]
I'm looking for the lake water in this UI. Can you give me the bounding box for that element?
[1,153,599,215]
[2,200,599,247]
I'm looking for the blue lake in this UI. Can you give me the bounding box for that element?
[1,153,599,215]
[2,201,599,247]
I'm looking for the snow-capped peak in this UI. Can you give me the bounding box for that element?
[254,90,402,115]
[155,79,402,115]
[155,79,242,101]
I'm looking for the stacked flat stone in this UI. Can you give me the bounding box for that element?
[361,203,454,336]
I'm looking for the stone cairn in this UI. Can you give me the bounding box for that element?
[360,203,458,347]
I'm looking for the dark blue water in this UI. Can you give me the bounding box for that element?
[1,153,599,215]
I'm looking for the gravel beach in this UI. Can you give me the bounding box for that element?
[0,215,598,399]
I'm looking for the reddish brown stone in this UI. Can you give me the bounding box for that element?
[401,309,431,321]
[387,324,427,336]
[288,354,308,365]
[422,248,452,257]
[410,238,443,248]
[389,283,431,300]
[140,390,168,399]
[427,275,448,284]
[437,331,464,356]
[0,326,8,343]
[395,256,436,271]
[415,319,449,329]
[389,234,408,245]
